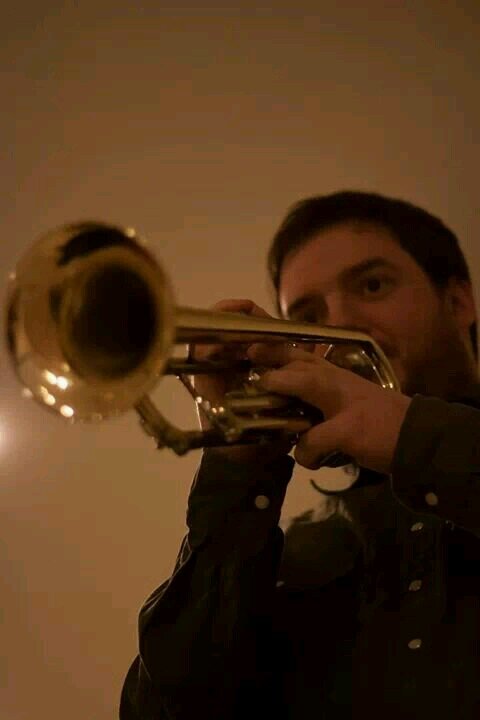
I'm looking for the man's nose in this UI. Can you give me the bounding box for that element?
[324,295,364,329]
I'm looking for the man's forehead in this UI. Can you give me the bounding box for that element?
[282,222,400,273]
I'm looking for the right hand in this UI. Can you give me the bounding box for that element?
[188,299,293,463]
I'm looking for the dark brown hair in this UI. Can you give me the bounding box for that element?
[268,190,477,358]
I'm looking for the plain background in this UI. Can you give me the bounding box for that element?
[2,2,480,718]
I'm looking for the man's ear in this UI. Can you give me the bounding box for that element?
[445,277,477,330]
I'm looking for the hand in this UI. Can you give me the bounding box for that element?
[247,342,412,475]
[188,299,292,463]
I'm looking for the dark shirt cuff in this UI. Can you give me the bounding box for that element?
[186,450,295,549]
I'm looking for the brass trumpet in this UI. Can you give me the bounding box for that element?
[5,221,399,461]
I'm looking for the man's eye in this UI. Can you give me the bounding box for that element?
[290,314,317,326]
[298,313,318,325]
[361,276,391,296]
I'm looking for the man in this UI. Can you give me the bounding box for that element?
[120,191,480,719]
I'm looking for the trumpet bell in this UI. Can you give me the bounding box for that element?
[5,222,174,421]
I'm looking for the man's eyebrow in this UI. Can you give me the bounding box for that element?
[338,257,398,284]
[285,257,398,318]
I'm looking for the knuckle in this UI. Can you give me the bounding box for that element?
[293,445,314,470]
[250,304,271,318]
[209,299,272,319]
[189,343,222,361]
[211,298,254,312]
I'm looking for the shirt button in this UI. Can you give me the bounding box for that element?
[425,491,439,506]
[410,522,424,532]
[408,579,422,592]
[408,638,422,650]
[254,495,270,510]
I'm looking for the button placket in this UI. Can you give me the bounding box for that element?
[397,516,433,649]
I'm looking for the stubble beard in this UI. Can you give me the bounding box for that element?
[400,322,478,401]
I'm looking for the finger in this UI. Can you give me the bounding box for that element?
[210,299,272,318]
[244,303,272,319]
[294,417,348,470]
[189,299,272,361]
[190,342,249,363]
[247,342,317,368]
[211,298,257,314]
[256,363,328,402]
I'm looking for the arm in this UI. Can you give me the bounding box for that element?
[391,394,480,532]
[120,451,294,720]
[246,342,480,532]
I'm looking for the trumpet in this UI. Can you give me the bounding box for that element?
[5,221,399,463]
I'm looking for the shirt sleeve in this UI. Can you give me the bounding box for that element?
[119,451,295,720]
[390,394,480,532]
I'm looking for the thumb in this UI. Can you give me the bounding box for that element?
[293,415,349,470]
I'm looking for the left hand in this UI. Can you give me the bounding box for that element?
[247,342,412,475]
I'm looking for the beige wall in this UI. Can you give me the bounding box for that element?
[2,2,480,718]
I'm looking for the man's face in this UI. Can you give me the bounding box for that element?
[278,221,477,399]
